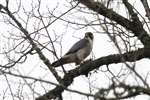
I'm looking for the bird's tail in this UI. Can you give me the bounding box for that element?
[51,57,68,67]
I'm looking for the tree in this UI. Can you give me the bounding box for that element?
[0,0,150,100]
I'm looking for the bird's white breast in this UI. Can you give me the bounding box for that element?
[77,37,93,61]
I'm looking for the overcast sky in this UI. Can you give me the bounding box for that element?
[0,0,150,100]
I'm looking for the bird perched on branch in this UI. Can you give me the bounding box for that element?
[51,32,94,67]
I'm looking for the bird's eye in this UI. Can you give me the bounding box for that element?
[88,33,93,39]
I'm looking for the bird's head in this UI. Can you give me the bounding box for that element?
[85,32,94,40]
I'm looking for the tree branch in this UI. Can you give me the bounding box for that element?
[141,0,150,21]
[0,4,62,83]
[95,82,150,100]
[77,0,150,47]
[36,47,150,100]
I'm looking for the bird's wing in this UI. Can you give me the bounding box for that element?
[65,39,88,55]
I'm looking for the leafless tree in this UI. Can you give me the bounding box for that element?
[0,0,150,100]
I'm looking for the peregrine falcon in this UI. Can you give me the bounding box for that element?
[51,32,94,67]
